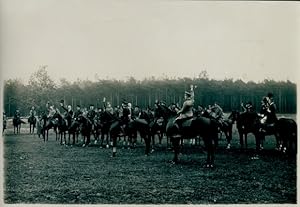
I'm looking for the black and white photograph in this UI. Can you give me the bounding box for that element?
[0,0,298,205]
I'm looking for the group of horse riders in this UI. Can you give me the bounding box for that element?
[4,85,277,142]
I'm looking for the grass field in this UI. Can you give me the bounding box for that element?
[2,116,297,204]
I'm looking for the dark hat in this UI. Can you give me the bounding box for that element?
[76,105,81,108]
[60,100,64,103]
[122,100,128,105]
[90,104,94,107]
[267,92,274,98]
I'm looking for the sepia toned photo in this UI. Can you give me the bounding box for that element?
[0,0,298,206]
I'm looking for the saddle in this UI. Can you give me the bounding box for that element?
[181,118,194,128]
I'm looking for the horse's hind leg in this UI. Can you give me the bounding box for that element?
[226,126,233,149]
[144,135,151,155]
[112,135,117,157]
[72,133,75,145]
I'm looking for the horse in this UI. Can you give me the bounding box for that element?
[151,105,176,149]
[68,117,81,145]
[275,118,297,155]
[109,114,152,157]
[77,115,93,147]
[53,112,68,145]
[13,116,25,134]
[166,115,219,168]
[229,110,263,151]
[201,110,233,149]
[41,113,58,142]
[28,115,37,134]
[98,111,115,148]
[149,116,167,150]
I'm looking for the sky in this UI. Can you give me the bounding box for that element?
[0,0,299,83]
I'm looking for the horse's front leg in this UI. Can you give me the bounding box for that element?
[245,133,248,149]
[144,134,151,156]
[64,132,67,145]
[60,132,63,145]
[227,125,233,149]
[159,131,163,145]
[172,136,180,164]
[47,130,49,141]
[238,131,244,150]
[112,135,117,157]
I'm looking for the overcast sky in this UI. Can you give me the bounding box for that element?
[0,1,299,83]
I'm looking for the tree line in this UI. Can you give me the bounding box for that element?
[3,68,297,117]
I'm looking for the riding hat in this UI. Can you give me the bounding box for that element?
[267,92,274,98]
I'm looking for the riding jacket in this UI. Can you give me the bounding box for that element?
[29,109,36,117]
[177,98,194,119]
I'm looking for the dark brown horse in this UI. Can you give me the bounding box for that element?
[68,117,81,145]
[28,115,37,134]
[230,111,262,150]
[41,113,58,142]
[166,115,219,168]
[53,112,68,145]
[13,116,25,134]
[275,118,297,155]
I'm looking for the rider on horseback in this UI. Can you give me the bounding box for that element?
[14,109,21,119]
[60,100,73,128]
[103,97,115,119]
[209,102,225,127]
[241,101,254,113]
[73,105,83,120]
[29,106,37,117]
[169,103,180,117]
[87,104,96,125]
[121,101,132,123]
[259,93,277,133]
[46,102,58,126]
[174,84,195,129]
